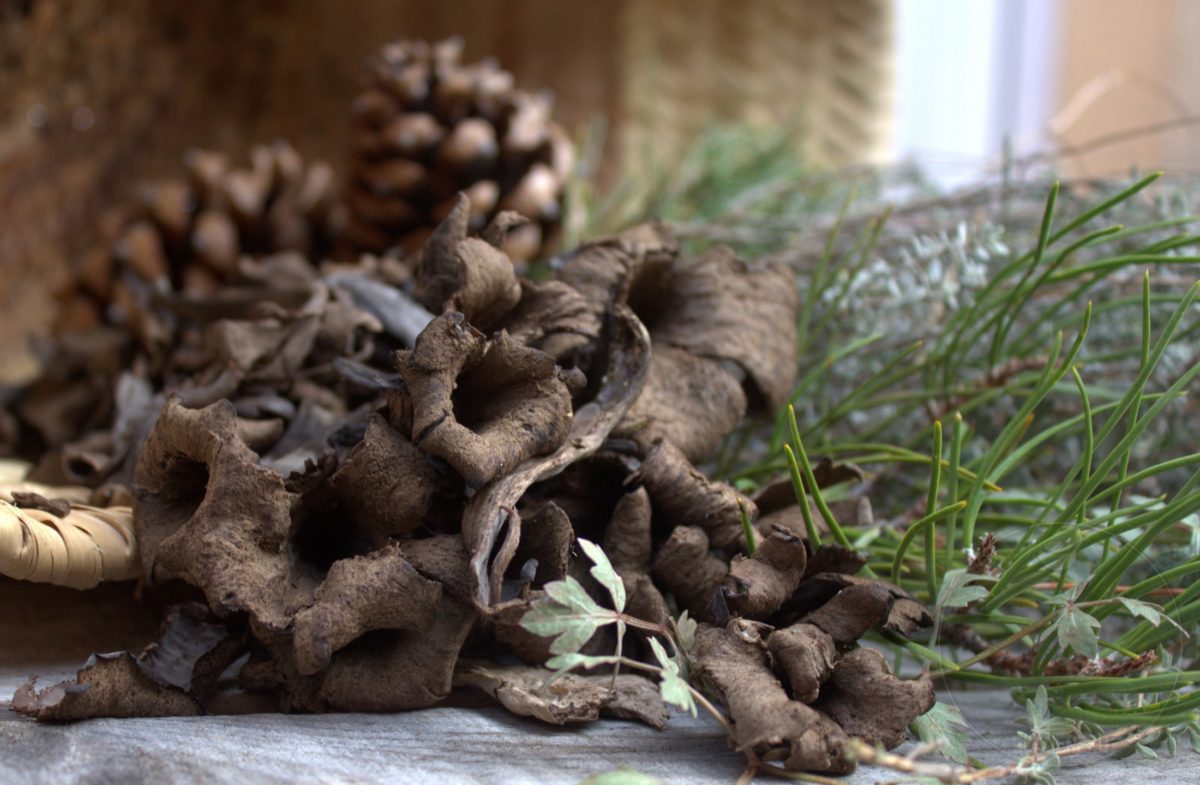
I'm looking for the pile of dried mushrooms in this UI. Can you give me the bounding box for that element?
[0,40,935,777]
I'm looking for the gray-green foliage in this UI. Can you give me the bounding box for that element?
[1020,686,1079,749]
[521,566,619,657]
[564,124,1200,760]
[1049,605,1101,659]
[648,637,696,717]
[521,537,698,716]
[714,165,1200,736]
[910,701,972,764]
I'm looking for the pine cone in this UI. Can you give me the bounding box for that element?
[60,140,342,332]
[344,37,573,265]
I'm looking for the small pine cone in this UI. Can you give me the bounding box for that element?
[63,140,343,328]
[344,37,573,265]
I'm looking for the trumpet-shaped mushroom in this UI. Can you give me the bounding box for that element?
[557,223,797,462]
[630,440,752,550]
[12,604,237,720]
[397,313,579,487]
[134,399,304,632]
[766,623,838,704]
[292,544,442,674]
[602,488,669,625]
[415,196,522,331]
[693,621,853,774]
[813,647,935,748]
[722,526,808,620]
[651,526,728,622]
[329,415,459,547]
[455,661,667,728]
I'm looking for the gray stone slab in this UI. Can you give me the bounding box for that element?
[2,579,1197,784]
[4,675,1200,785]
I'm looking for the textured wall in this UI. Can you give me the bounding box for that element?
[1056,0,1200,177]
[0,0,893,379]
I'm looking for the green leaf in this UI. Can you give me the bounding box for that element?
[1053,606,1101,657]
[1119,597,1163,626]
[937,568,995,610]
[544,576,606,615]
[1022,686,1077,746]
[1187,724,1200,754]
[521,575,617,655]
[673,611,697,653]
[579,537,626,613]
[521,600,604,655]
[649,637,697,717]
[910,701,971,763]
[1116,596,1189,639]
[577,769,665,785]
[1032,684,1049,718]
[544,653,622,681]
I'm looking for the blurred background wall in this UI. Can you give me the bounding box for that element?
[0,0,893,379]
[892,0,1200,183]
[1,0,1198,375]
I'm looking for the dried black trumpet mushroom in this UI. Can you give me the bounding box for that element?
[328,414,459,548]
[785,572,933,638]
[13,604,236,720]
[134,398,308,633]
[176,307,323,408]
[345,37,572,263]
[512,501,574,586]
[601,487,669,626]
[291,544,442,674]
[621,343,747,461]
[56,372,156,487]
[499,279,601,362]
[557,222,798,462]
[397,532,475,600]
[454,661,667,728]
[798,583,893,649]
[630,439,750,549]
[766,623,838,704]
[813,647,935,748]
[10,327,130,453]
[651,525,730,622]
[414,196,523,330]
[397,313,580,488]
[271,594,477,713]
[458,302,651,608]
[693,621,854,774]
[722,526,807,620]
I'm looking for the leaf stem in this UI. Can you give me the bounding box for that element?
[925,420,944,600]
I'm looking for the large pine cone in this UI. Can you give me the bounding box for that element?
[344,38,573,265]
[60,141,342,333]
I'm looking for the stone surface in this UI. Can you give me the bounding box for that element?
[1,578,1197,783]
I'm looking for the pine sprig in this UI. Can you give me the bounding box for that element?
[565,124,1200,771]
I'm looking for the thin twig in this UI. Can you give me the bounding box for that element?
[846,724,1159,784]
[1031,581,1186,598]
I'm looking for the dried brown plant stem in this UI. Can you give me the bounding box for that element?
[1032,581,1186,598]
[844,724,1160,784]
[740,756,846,785]
[592,651,736,740]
